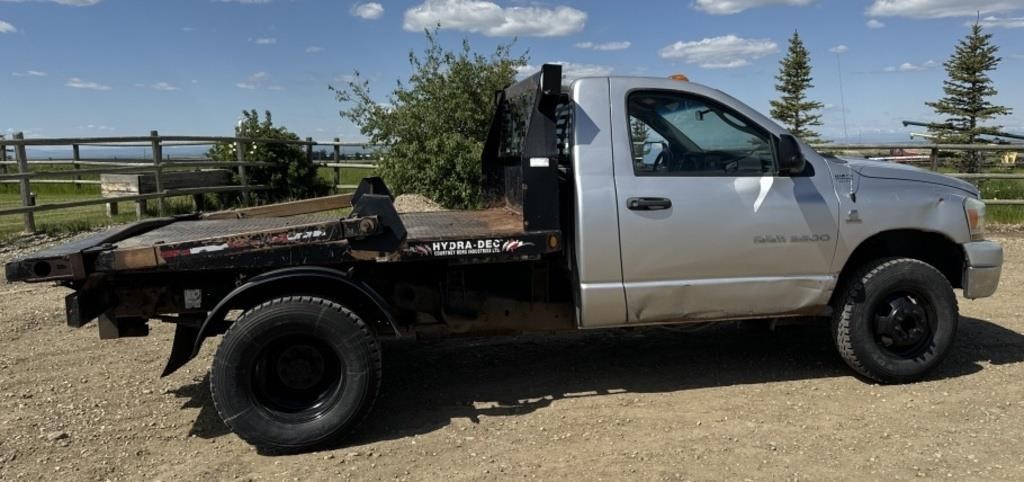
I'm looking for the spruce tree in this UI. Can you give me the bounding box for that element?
[926,22,1012,172]
[770,31,824,143]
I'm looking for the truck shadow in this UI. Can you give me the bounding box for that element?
[175,316,1024,450]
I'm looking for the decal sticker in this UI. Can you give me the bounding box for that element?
[190,244,229,255]
[184,289,203,309]
[405,238,535,257]
[159,227,333,260]
[754,234,832,245]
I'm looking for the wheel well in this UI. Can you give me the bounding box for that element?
[834,230,964,301]
[200,269,399,346]
[223,276,397,336]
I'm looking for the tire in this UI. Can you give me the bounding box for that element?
[832,258,958,384]
[210,296,381,452]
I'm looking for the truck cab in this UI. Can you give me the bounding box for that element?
[567,75,999,329]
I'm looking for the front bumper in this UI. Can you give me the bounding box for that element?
[962,240,1003,299]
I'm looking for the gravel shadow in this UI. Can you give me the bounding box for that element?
[173,316,1024,449]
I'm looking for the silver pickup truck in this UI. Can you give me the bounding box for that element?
[5,65,1003,452]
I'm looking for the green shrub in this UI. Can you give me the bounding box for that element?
[334,29,527,209]
[208,110,329,205]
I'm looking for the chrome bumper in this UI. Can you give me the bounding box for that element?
[962,241,1003,299]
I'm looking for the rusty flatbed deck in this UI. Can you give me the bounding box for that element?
[6,207,558,282]
[111,209,525,250]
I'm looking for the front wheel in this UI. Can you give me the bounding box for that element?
[210,296,381,452]
[832,258,959,384]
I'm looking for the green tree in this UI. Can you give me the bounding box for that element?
[333,29,527,209]
[208,110,328,204]
[770,31,825,143]
[926,22,1012,172]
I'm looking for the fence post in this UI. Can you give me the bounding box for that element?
[72,143,81,190]
[333,138,341,194]
[235,133,249,206]
[930,147,939,171]
[13,132,36,233]
[305,137,314,165]
[151,130,165,216]
[0,134,7,175]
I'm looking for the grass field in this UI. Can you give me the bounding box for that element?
[0,166,374,240]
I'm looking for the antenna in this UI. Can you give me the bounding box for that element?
[835,50,849,142]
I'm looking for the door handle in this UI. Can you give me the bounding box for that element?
[627,197,672,211]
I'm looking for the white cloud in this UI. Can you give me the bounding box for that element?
[403,0,586,37]
[12,70,47,76]
[0,20,15,33]
[867,0,1024,18]
[217,0,271,3]
[829,44,849,54]
[518,62,613,81]
[976,16,1024,28]
[883,59,939,72]
[575,41,631,51]
[66,77,111,90]
[182,27,196,32]
[0,0,101,5]
[235,71,283,90]
[866,19,886,28]
[351,2,384,19]
[659,35,778,69]
[305,45,324,53]
[252,37,276,45]
[150,82,179,91]
[693,0,815,15]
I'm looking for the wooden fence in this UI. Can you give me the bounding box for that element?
[2,133,1024,234]
[813,143,1024,206]
[0,132,378,233]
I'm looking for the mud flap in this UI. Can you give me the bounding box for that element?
[162,324,201,377]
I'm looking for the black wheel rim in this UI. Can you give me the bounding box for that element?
[871,291,935,359]
[251,334,344,422]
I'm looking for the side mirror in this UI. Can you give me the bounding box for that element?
[778,134,806,175]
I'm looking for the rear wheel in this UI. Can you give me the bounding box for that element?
[832,258,958,384]
[210,296,381,452]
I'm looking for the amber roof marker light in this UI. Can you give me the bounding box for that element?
[669,74,690,82]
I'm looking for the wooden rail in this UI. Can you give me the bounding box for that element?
[6,133,1017,235]
[0,132,379,233]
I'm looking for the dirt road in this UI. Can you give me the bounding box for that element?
[1,235,1023,481]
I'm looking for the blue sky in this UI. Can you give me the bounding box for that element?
[2,0,1023,143]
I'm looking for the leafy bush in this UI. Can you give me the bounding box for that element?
[334,30,527,209]
[208,110,329,205]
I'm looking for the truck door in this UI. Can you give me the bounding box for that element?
[611,84,839,324]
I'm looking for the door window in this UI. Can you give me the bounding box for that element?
[628,92,775,176]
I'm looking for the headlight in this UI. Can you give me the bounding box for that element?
[964,197,986,241]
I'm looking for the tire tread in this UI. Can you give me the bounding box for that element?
[209,295,382,450]
[832,258,958,383]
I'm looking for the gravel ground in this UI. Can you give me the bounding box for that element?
[1,234,1023,481]
[394,195,444,214]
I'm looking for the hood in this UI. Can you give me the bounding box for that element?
[838,157,979,196]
